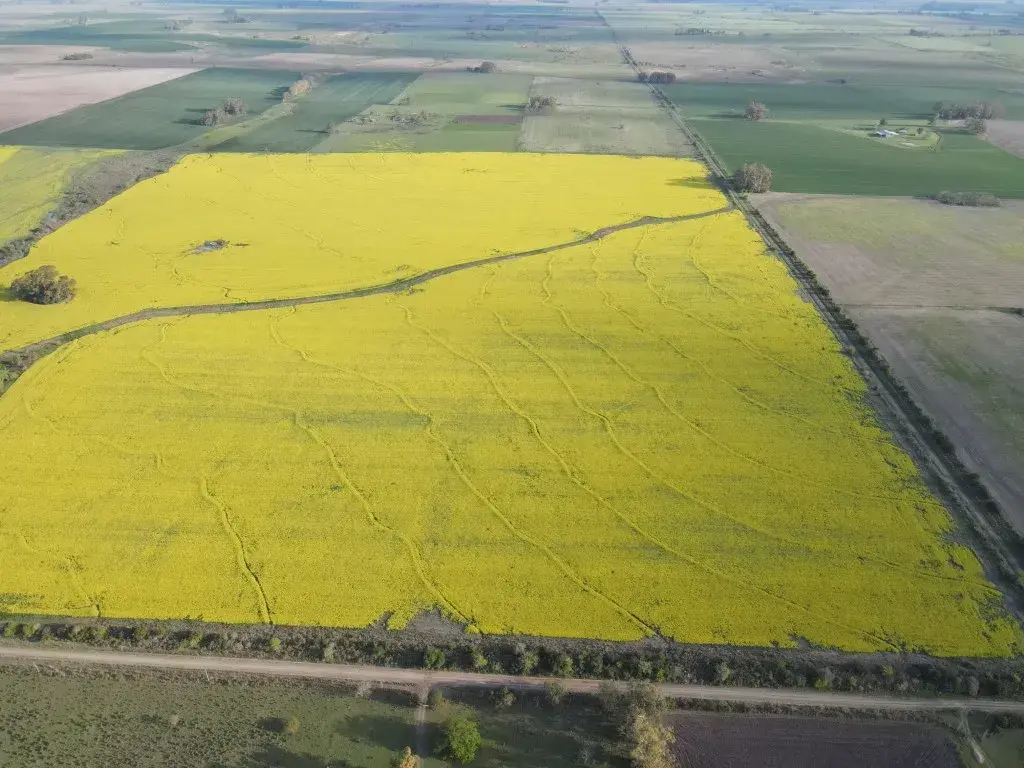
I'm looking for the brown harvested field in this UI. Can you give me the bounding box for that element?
[756,192,1024,529]
[0,64,197,134]
[671,712,959,768]
[853,307,1024,519]
[985,119,1024,159]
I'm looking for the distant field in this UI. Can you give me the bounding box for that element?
[0,146,113,244]
[0,19,308,53]
[756,193,1024,528]
[320,72,532,153]
[690,119,1024,197]
[0,68,300,150]
[0,154,1016,654]
[213,73,417,153]
[518,77,693,156]
[0,66,196,135]
[664,82,1024,121]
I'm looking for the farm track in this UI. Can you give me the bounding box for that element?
[599,23,1024,621]
[2,206,733,369]
[3,644,1024,714]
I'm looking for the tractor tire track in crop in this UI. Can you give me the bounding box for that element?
[1,206,733,381]
[401,305,656,639]
[492,312,854,639]
[532,258,906,649]
[267,311,470,626]
[591,237,938,508]
[587,245,993,590]
[200,476,273,625]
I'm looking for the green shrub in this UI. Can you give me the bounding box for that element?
[545,681,568,707]
[437,716,481,765]
[423,647,445,670]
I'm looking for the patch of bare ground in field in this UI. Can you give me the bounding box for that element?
[985,120,1024,159]
[754,192,1024,530]
[670,712,959,768]
[0,64,197,133]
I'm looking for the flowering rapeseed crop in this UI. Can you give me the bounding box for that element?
[0,152,721,353]
[0,146,113,245]
[0,154,1017,656]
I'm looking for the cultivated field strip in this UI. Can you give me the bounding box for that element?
[1,183,1016,654]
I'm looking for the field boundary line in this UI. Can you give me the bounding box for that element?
[601,25,1024,620]
[2,643,1023,714]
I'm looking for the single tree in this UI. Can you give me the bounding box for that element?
[9,265,77,304]
[282,715,300,736]
[731,162,772,193]
[878,117,888,126]
[437,716,481,765]
[745,101,768,121]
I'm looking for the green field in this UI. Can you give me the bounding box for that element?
[321,72,533,153]
[0,664,615,767]
[214,73,418,153]
[0,69,301,151]
[691,119,1024,197]
[665,82,1024,121]
[0,19,307,53]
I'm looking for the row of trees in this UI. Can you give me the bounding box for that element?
[934,100,1003,120]
[637,71,677,84]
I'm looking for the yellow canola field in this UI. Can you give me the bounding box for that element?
[0,152,723,353]
[0,201,1018,655]
[0,146,113,245]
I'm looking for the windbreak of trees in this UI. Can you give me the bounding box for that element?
[638,71,677,84]
[934,191,1001,207]
[933,101,1003,120]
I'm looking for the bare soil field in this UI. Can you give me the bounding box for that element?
[756,193,1024,530]
[853,308,1024,522]
[0,64,196,134]
[985,119,1024,159]
[671,712,959,768]
[518,76,693,155]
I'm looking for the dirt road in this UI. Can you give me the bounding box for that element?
[3,644,1022,714]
